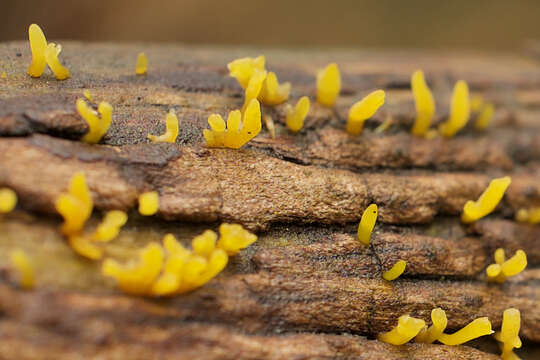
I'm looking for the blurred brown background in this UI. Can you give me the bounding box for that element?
[2,0,540,51]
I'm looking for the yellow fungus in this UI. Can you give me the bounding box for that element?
[77,99,113,144]
[1,72,6,79]
[316,63,341,107]
[10,249,35,290]
[374,116,393,134]
[258,72,290,105]
[439,80,470,138]
[475,103,494,130]
[415,308,448,344]
[263,114,276,138]
[411,70,436,137]
[27,24,47,78]
[138,191,159,216]
[148,109,179,143]
[68,235,103,260]
[437,317,493,345]
[461,176,511,223]
[83,90,93,102]
[382,260,406,281]
[217,223,257,255]
[378,315,426,345]
[357,204,378,245]
[515,207,540,224]
[227,55,266,89]
[471,95,484,112]
[347,90,385,135]
[92,210,128,242]
[55,172,93,236]
[494,308,522,360]
[136,52,147,75]
[286,96,310,133]
[486,249,527,283]
[243,68,267,111]
[0,188,17,213]
[44,43,70,80]
[204,99,262,149]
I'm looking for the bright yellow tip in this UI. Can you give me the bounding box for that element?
[217,223,257,255]
[415,308,448,344]
[316,63,341,107]
[258,72,291,105]
[83,90,93,102]
[138,191,159,216]
[475,103,494,130]
[382,260,406,281]
[78,99,113,144]
[227,55,266,89]
[378,315,426,345]
[487,249,527,283]
[515,207,540,224]
[243,68,267,110]
[45,43,70,80]
[461,176,511,223]
[347,90,385,135]
[27,24,47,78]
[148,109,179,143]
[136,52,147,75]
[10,249,35,290]
[438,317,493,345]
[68,235,103,260]
[0,188,17,213]
[205,99,262,149]
[494,308,522,359]
[411,70,435,137]
[92,210,128,242]
[286,96,310,133]
[55,172,93,236]
[357,204,378,245]
[495,248,506,265]
[439,80,470,138]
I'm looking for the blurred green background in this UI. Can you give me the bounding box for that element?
[2,0,540,51]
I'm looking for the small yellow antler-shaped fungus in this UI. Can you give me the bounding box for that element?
[0,188,17,213]
[45,43,70,80]
[204,99,262,149]
[378,315,426,345]
[227,55,266,89]
[411,70,435,137]
[415,308,448,344]
[494,308,522,360]
[316,63,341,107]
[243,68,267,110]
[55,172,93,236]
[437,317,493,345]
[10,249,35,290]
[68,235,103,260]
[217,223,258,255]
[136,52,147,75]
[148,109,179,143]
[138,191,159,216]
[286,96,310,133]
[347,90,385,135]
[486,249,527,283]
[357,204,378,245]
[515,207,540,224]
[461,176,511,223]
[382,260,406,281]
[258,72,291,105]
[92,210,128,242]
[27,24,70,80]
[438,80,470,137]
[475,103,494,130]
[77,99,113,144]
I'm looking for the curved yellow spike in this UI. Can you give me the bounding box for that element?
[226,110,242,133]
[10,249,35,290]
[347,90,385,135]
[411,70,435,137]
[461,176,511,223]
[217,223,257,255]
[148,109,179,143]
[243,69,267,110]
[136,52,147,75]
[437,317,493,345]
[501,250,527,277]
[92,210,128,242]
[357,204,378,245]
[494,308,522,359]
[44,43,70,80]
[68,235,103,260]
[227,55,266,89]
[55,172,93,236]
[258,72,291,105]
[0,188,17,213]
[316,63,341,107]
[415,308,448,343]
[138,191,159,216]
[486,263,502,278]
[286,96,310,133]
[27,24,47,78]
[475,103,494,130]
[378,315,426,345]
[382,260,406,281]
[79,99,113,144]
[439,80,470,138]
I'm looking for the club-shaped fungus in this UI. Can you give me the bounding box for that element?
[0,188,17,213]
[378,315,426,345]
[494,308,522,360]
[347,90,386,135]
[461,176,511,223]
[204,99,262,149]
[286,96,310,133]
[382,260,406,281]
[148,109,179,143]
[258,72,291,105]
[68,234,103,260]
[55,172,93,236]
[515,207,540,224]
[227,55,266,89]
[92,210,128,242]
[411,70,435,137]
[415,308,448,344]
[138,191,159,216]
[437,317,493,345]
[316,63,341,107]
[439,80,470,137]
[475,103,494,130]
[243,68,267,110]
[77,98,113,144]
[217,223,258,255]
[136,52,147,75]
[357,204,378,245]
[27,24,70,80]
[10,249,35,290]
[486,249,527,283]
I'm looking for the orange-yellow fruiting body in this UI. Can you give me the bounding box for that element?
[439,80,470,137]
[217,223,257,255]
[138,191,159,216]
[258,72,290,105]
[415,308,448,344]
[286,96,310,133]
[494,308,522,360]
[487,249,527,283]
[45,43,70,80]
[55,172,93,236]
[136,52,147,75]
[204,99,262,149]
[475,103,494,130]
[347,90,385,135]
[316,63,341,107]
[515,207,540,224]
[378,315,426,345]
[227,55,266,89]
[357,204,378,245]
[0,188,17,213]
[411,70,435,137]
[437,317,493,345]
[78,99,113,144]
[461,176,511,223]
[27,24,47,78]
[243,69,267,110]
[382,260,406,281]
[148,109,179,143]
[68,235,103,260]
[10,249,35,290]
[92,210,128,242]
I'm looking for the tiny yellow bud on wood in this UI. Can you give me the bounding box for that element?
[136,52,147,75]
[78,99,113,144]
[286,96,310,133]
[138,191,159,216]
[475,103,494,130]
[378,315,426,345]
[10,249,35,289]
[0,188,17,213]
[415,308,448,344]
[68,235,103,260]
[45,43,70,80]
[461,176,511,223]
[437,317,493,345]
[1,72,6,79]
[411,70,435,137]
[92,210,128,242]
[357,204,377,245]
[439,80,470,137]
[217,223,257,255]
[55,172,93,236]
[258,72,290,105]
[494,308,522,359]
[243,68,267,110]
[382,260,406,281]
[487,249,527,283]
[227,55,266,89]
[83,90,93,102]
[347,90,385,135]
[27,24,47,78]
[316,63,340,107]
[148,109,179,143]
[515,207,540,224]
